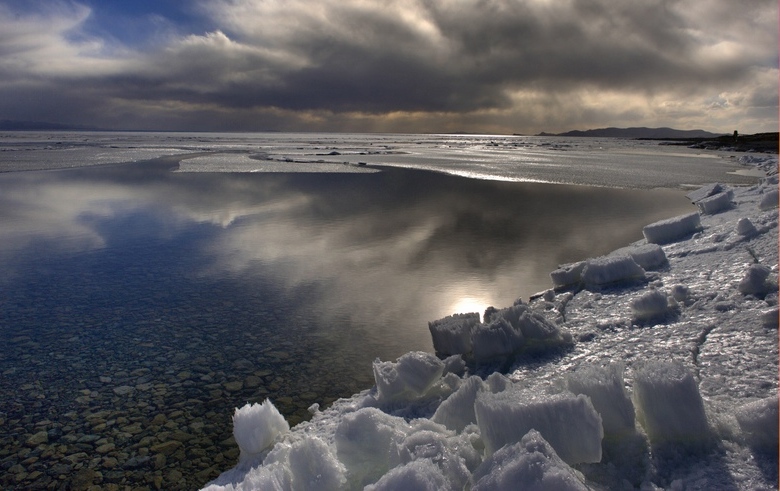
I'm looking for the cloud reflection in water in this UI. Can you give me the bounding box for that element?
[0,161,696,362]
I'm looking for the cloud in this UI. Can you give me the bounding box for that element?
[0,0,776,133]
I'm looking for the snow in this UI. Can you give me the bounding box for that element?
[204,154,778,491]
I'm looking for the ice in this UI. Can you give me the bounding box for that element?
[610,243,668,271]
[737,263,774,296]
[285,437,347,490]
[231,400,290,465]
[372,351,445,403]
[642,212,702,244]
[363,459,447,491]
[566,365,635,438]
[474,388,603,464]
[431,375,484,432]
[581,254,646,288]
[204,154,778,491]
[670,284,690,303]
[630,289,670,322]
[759,187,778,210]
[760,307,779,329]
[470,318,524,360]
[734,396,779,452]
[334,407,407,487]
[428,304,572,363]
[470,430,588,491]
[550,261,586,289]
[736,217,757,236]
[685,183,724,203]
[696,190,733,214]
[427,312,480,356]
[395,424,478,489]
[632,361,710,449]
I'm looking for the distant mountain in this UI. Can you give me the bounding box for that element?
[537,127,725,139]
[0,120,101,131]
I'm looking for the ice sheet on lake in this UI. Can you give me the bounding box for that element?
[176,154,379,173]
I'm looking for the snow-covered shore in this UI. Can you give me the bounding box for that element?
[204,155,778,490]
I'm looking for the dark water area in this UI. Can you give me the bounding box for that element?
[0,157,697,489]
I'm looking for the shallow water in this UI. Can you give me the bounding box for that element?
[0,134,759,489]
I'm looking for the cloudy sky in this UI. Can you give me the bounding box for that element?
[0,0,777,134]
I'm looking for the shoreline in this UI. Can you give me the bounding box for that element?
[204,155,778,490]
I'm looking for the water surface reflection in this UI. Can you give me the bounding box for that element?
[0,158,696,487]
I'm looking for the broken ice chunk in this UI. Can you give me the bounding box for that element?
[642,212,702,244]
[581,255,646,288]
[630,289,670,322]
[372,351,445,403]
[737,263,773,296]
[428,313,480,356]
[632,361,709,449]
[566,365,635,439]
[232,400,290,464]
[736,217,757,236]
[470,430,588,491]
[550,261,586,289]
[610,243,668,271]
[734,396,779,452]
[759,188,779,211]
[695,190,733,215]
[475,388,603,464]
[432,375,485,432]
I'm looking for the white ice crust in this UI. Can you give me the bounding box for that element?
[204,156,779,491]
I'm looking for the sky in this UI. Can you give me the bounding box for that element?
[0,0,777,134]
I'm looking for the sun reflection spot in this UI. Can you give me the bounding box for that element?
[450,297,488,317]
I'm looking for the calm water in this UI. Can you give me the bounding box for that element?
[0,133,757,489]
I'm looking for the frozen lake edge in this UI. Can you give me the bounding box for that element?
[205,156,779,490]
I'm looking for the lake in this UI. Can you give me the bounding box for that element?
[0,132,759,489]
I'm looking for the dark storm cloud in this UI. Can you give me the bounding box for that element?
[0,0,776,132]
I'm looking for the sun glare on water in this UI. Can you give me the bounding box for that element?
[449,296,489,317]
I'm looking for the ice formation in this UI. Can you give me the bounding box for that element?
[734,396,779,452]
[581,254,646,288]
[232,400,290,465]
[632,361,709,449]
[372,352,444,403]
[469,430,588,491]
[630,289,670,322]
[427,313,480,356]
[475,389,603,464]
[609,243,668,271]
[205,157,779,491]
[428,303,573,363]
[642,212,702,244]
[566,365,635,438]
[695,190,733,215]
[550,261,587,289]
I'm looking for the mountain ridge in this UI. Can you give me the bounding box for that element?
[536,127,726,139]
